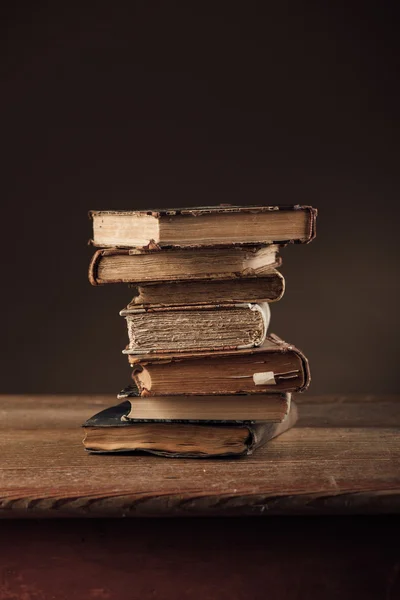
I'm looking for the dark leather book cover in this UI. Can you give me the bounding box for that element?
[82,399,298,458]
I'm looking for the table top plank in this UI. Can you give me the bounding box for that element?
[0,394,399,517]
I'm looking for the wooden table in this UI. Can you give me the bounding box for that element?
[1,395,400,599]
[1,394,399,517]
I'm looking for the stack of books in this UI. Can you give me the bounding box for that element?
[83,205,317,458]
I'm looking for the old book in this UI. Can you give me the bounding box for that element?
[126,333,310,396]
[116,385,290,421]
[89,205,317,249]
[82,400,298,458]
[128,269,285,306]
[89,245,281,285]
[120,303,271,353]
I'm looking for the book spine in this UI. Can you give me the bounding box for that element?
[302,205,318,244]
[88,250,103,286]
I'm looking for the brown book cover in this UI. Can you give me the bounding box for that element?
[120,302,271,354]
[128,269,285,306]
[89,245,281,285]
[89,205,317,249]
[126,333,310,396]
[82,399,298,458]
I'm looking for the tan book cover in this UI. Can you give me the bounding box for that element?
[120,302,271,354]
[117,385,291,422]
[89,205,317,249]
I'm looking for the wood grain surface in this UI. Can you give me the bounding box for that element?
[0,394,399,517]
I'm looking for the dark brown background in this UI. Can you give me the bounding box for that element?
[2,2,399,394]
[1,7,400,598]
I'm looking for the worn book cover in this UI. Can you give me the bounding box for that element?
[127,269,285,306]
[116,385,291,421]
[89,205,317,249]
[82,399,298,458]
[126,333,310,396]
[89,245,281,285]
[120,302,271,354]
